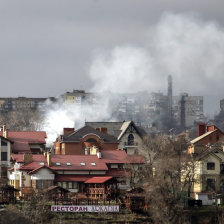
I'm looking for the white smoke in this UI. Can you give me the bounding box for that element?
[42,93,116,145]
[90,12,224,96]
[42,12,224,145]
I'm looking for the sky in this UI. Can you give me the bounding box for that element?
[0,0,224,114]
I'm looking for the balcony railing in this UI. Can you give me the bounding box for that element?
[88,188,105,195]
[124,142,138,146]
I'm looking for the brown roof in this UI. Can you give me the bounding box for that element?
[60,125,118,143]
[86,121,146,139]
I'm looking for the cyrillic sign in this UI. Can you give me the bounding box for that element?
[51,205,119,213]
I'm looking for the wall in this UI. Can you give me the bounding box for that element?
[119,132,143,154]
[31,168,55,180]
[54,141,61,154]
[55,133,118,155]
[193,154,222,193]
[202,154,220,175]
[64,142,83,155]
[0,137,11,179]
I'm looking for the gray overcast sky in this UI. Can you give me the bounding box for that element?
[0,0,224,114]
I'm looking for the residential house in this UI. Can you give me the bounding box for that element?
[85,121,146,155]
[0,126,13,181]
[188,123,224,201]
[54,126,119,155]
[9,150,144,198]
[192,147,224,196]
[188,123,224,154]
[0,125,47,154]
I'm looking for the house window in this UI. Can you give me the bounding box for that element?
[207,162,215,170]
[0,166,7,178]
[127,134,134,146]
[1,152,7,161]
[45,180,52,188]
[68,182,78,189]
[1,140,7,146]
[206,178,215,191]
[73,182,78,189]
[36,180,42,189]
[111,164,118,168]
[220,163,224,174]
[62,182,67,189]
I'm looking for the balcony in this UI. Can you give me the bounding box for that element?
[124,142,138,147]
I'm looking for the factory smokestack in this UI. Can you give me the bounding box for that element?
[167,75,173,128]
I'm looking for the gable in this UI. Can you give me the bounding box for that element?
[118,121,143,140]
[35,167,54,175]
[30,167,55,180]
[202,153,221,163]
[85,122,123,138]
[212,150,224,162]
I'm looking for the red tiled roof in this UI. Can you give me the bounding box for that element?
[12,154,45,164]
[106,169,129,177]
[55,175,90,182]
[28,165,55,174]
[6,131,47,143]
[12,142,31,153]
[11,150,144,173]
[1,131,47,153]
[12,154,108,171]
[101,150,145,164]
[85,176,113,184]
[50,155,108,171]
[126,155,145,164]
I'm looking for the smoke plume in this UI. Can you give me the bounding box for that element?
[42,12,224,145]
[90,12,224,96]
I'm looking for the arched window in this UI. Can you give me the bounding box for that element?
[85,138,97,143]
[127,134,134,146]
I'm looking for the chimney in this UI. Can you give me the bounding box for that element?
[63,128,75,136]
[47,152,51,166]
[23,154,33,164]
[96,127,107,134]
[2,125,8,138]
[198,123,206,137]
[207,125,216,132]
[97,151,102,159]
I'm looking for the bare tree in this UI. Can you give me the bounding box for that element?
[0,109,43,131]
[138,134,198,224]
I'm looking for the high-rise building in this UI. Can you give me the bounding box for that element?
[173,93,204,128]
